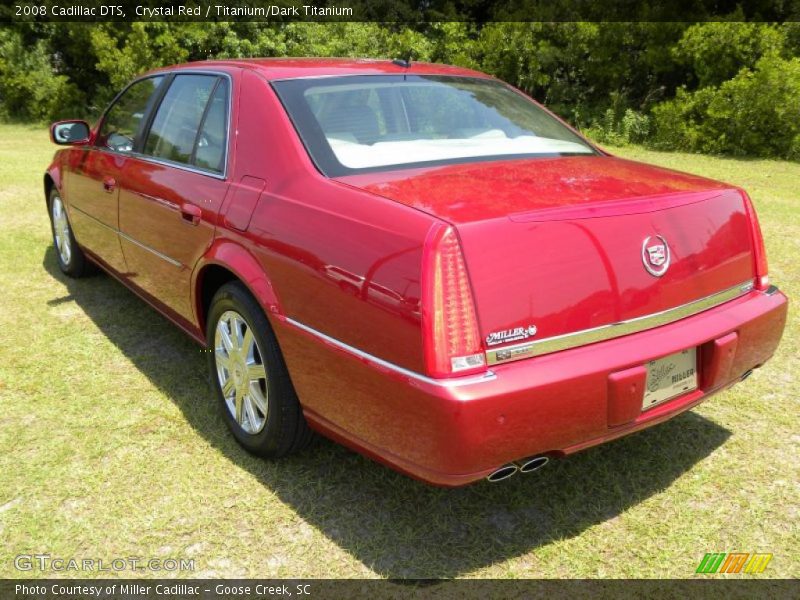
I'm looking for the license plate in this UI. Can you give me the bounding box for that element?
[643,348,698,410]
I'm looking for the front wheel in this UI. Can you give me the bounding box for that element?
[207,282,313,457]
[48,188,92,277]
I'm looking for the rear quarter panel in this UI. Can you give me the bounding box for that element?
[216,69,437,386]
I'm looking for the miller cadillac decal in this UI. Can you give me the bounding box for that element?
[486,325,538,347]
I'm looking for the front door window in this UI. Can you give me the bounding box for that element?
[97,76,165,153]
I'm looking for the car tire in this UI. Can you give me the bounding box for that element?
[48,188,93,277]
[207,281,313,457]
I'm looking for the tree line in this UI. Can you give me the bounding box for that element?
[1,21,798,159]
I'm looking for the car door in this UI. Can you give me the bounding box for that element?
[65,76,166,273]
[118,73,231,322]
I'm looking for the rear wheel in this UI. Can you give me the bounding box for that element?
[207,282,313,457]
[48,188,92,277]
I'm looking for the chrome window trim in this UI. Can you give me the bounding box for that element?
[97,149,228,181]
[285,318,498,388]
[486,281,756,366]
[94,69,233,180]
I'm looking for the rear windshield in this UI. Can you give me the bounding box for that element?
[272,75,596,176]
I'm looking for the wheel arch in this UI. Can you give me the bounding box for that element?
[44,170,60,207]
[193,240,284,338]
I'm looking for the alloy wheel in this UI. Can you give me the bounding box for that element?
[52,196,71,265]
[214,310,269,434]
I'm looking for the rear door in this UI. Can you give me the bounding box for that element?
[118,73,231,321]
[65,76,166,273]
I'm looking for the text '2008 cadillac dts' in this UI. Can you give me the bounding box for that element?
[45,59,788,486]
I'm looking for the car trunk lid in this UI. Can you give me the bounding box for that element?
[337,156,757,362]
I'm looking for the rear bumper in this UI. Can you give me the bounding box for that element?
[276,287,787,487]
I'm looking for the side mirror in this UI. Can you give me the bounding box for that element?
[50,120,90,145]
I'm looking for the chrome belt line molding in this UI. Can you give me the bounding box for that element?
[285,318,498,388]
[486,281,756,366]
[288,280,757,380]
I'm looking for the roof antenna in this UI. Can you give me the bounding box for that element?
[392,57,411,81]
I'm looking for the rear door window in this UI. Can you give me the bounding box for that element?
[143,74,228,172]
[193,80,229,173]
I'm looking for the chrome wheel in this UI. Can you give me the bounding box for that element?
[51,196,71,265]
[214,310,268,434]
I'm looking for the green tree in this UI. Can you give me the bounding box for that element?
[652,55,800,159]
[0,28,82,121]
[674,21,785,88]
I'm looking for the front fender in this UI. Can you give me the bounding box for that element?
[192,239,284,331]
[44,161,63,202]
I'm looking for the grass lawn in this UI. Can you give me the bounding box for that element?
[0,122,797,579]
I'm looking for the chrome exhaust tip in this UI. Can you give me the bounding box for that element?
[516,456,550,474]
[486,463,518,483]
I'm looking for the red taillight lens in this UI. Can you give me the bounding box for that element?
[742,191,769,290]
[422,224,485,378]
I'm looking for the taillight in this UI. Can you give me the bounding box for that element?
[742,191,769,290]
[421,224,486,378]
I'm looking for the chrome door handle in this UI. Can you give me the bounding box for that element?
[180,202,202,225]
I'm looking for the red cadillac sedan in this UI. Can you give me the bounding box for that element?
[45,59,787,486]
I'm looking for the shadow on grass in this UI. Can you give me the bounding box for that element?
[44,247,731,578]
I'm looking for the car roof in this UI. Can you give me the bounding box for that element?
[157,57,492,81]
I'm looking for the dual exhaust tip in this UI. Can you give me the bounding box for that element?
[487,368,757,483]
[486,456,549,483]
